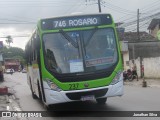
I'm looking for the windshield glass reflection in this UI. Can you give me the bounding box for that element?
[43,28,118,74]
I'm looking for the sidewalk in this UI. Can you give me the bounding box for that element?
[0,81,21,120]
[124,78,160,88]
[0,83,15,112]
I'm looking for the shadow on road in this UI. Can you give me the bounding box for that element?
[42,101,122,117]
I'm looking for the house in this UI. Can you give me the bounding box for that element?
[119,32,160,78]
[148,19,160,40]
[118,31,157,70]
[116,21,160,78]
[4,58,20,71]
[118,31,156,41]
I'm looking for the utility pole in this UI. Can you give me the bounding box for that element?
[98,0,102,13]
[137,9,140,41]
[86,0,102,13]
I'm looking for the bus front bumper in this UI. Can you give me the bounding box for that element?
[43,78,123,105]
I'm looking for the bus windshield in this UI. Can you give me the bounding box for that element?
[43,28,118,74]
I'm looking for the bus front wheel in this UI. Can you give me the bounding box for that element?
[32,91,37,99]
[38,82,42,101]
[96,98,107,105]
[30,80,37,99]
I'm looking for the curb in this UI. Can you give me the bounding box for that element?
[124,79,160,88]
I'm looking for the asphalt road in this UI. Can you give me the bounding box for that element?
[1,72,160,120]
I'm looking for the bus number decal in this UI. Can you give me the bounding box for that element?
[69,83,79,90]
[54,20,66,28]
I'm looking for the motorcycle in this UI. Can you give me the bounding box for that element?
[123,69,134,81]
[10,69,14,75]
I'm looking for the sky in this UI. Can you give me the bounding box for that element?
[0,0,160,49]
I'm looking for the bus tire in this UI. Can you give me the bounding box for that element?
[38,82,42,101]
[96,98,107,105]
[30,79,37,99]
[32,91,37,99]
[44,104,52,111]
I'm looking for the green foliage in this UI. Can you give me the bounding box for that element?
[2,46,25,64]
[5,35,13,47]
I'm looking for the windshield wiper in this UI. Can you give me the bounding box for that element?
[59,29,78,48]
[83,27,98,59]
[85,27,98,47]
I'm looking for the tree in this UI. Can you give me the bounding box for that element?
[5,35,13,47]
[3,46,25,64]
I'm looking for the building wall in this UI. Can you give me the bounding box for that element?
[123,52,129,71]
[120,41,129,71]
[129,58,141,78]
[122,41,160,78]
[4,59,20,71]
[150,24,159,38]
[135,58,141,77]
[129,42,160,60]
[143,57,160,78]
[128,57,160,79]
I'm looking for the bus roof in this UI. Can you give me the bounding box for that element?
[40,13,112,21]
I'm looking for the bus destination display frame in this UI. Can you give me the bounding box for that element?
[41,14,112,30]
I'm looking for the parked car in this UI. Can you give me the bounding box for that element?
[5,69,14,74]
[0,65,4,81]
[22,68,27,73]
[0,69,4,81]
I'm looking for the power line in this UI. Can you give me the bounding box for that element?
[0,0,78,3]
[101,3,136,15]
[0,18,35,23]
[140,0,160,11]
[85,0,102,13]
[0,0,85,7]
[120,11,160,28]
[0,22,36,24]
[127,20,151,32]
[122,17,152,31]
[114,1,160,25]
[103,1,136,14]
[0,36,30,38]
[0,4,86,8]
[64,1,84,15]
[115,14,136,22]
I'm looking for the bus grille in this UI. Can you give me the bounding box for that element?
[66,88,108,100]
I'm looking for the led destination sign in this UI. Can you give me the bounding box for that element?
[41,14,112,30]
[53,17,99,28]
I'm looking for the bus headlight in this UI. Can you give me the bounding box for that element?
[46,79,61,92]
[111,70,123,85]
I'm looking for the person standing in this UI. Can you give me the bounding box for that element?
[141,65,144,78]
[132,62,138,81]
[10,68,14,75]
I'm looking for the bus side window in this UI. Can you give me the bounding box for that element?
[31,37,35,62]
[35,33,40,50]
[28,40,32,65]
[31,31,40,62]
[36,34,40,59]
[25,45,30,65]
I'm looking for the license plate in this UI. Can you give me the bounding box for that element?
[81,95,95,101]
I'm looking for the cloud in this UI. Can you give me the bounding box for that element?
[0,0,156,49]
[0,27,30,49]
